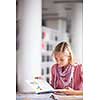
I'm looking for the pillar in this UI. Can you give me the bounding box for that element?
[70,3,83,63]
[17,0,42,92]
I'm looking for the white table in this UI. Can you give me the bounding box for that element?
[16,93,83,100]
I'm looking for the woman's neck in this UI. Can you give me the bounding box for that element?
[62,67,66,72]
[62,63,71,72]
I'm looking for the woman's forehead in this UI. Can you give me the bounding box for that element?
[54,51,69,57]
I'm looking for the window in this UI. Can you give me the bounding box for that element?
[46,77,49,83]
[46,67,49,74]
[41,68,44,75]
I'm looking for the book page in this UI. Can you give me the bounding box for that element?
[26,79,54,93]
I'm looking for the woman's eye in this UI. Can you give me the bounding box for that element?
[60,59,64,61]
[55,58,57,61]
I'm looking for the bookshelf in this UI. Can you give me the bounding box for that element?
[41,26,70,83]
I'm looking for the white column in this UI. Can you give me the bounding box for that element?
[17,0,42,92]
[45,6,67,33]
[46,18,67,33]
[46,19,59,30]
[58,19,67,33]
[70,3,83,63]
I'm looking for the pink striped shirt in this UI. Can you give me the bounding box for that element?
[50,64,83,90]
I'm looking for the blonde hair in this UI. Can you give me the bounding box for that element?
[52,41,74,64]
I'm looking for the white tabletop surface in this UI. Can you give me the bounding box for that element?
[16,93,83,100]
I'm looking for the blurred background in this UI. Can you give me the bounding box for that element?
[16,0,83,93]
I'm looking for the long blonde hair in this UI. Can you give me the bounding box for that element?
[52,41,74,64]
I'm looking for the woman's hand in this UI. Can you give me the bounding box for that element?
[63,87,75,95]
[63,87,83,95]
[54,88,75,95]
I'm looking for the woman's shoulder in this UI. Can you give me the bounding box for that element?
[51,64,58,69]
[73,63,82,67]
[73,63,83,72]
[51,64,58,74]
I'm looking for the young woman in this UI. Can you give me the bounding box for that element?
[51,41,83,95]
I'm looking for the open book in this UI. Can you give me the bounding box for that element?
[26,79,66,94]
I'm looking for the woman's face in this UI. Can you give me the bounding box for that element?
[54,51,69,67]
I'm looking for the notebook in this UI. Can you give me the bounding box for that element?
[26,79,66,94]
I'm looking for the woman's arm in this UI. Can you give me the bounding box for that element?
[55,87,83,95]
[63,87,83,95]
[73,90,83,95]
